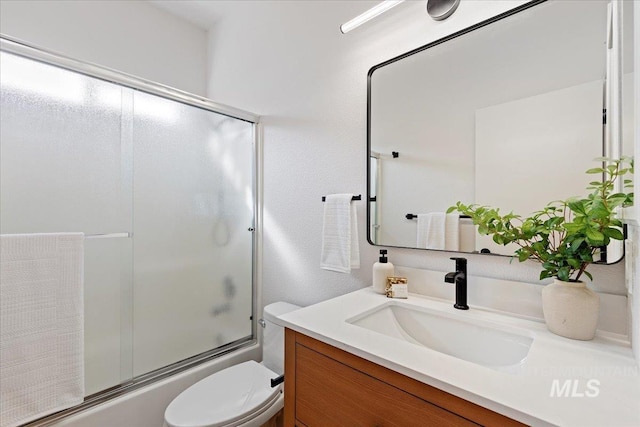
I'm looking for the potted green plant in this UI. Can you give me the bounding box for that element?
[448,157,633,340]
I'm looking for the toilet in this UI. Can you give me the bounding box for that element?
[164,302,300,427]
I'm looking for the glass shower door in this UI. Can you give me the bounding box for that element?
[131,91,255,375]
[0,47,257,402]
[0,51,133,395]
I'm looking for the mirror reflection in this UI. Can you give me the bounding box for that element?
[368,0,633,262]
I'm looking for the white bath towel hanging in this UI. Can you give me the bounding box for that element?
[0,233,85,427]
[321,194,360,273]
[417,213,459,250]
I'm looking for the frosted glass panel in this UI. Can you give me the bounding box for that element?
[0,50,256,400]
[0,52,132,395]
[132,91,254,375]
[84,238,132,395]
[0,52,127,235]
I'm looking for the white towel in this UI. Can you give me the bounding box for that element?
[444,214,460,251]
[416,213,459,251]
[0,233,84,427]
[321,194,360,273]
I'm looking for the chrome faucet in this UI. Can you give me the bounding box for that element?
[444,257,469,310]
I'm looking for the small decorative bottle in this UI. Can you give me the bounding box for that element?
[372,249,394,294]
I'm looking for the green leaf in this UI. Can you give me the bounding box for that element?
[579,251,594,262]
[586,228,605,243]
[568,199,587,214]
[586,168,604,174]
[518,251,531,262]
[557,267,571,282]
[567,258,582,269]
[603,227,624,240]
[610,219,623,227]
[607,194,629,209]
[564,222,585,233]
[589,207,610,220]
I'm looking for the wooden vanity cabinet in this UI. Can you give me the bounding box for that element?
[284,329,525,427]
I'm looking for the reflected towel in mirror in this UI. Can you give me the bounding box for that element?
[417,213,459,251]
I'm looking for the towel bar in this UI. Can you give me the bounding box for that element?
[406,213,470,219]
[322,194,362,202]
[85,232,131,239]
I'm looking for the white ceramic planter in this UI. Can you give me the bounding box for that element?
[541,279,599,340]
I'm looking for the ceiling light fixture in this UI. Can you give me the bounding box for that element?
[340,0,405,34]
[426,0,460,21]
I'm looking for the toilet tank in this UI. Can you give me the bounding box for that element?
[262,302,300,375]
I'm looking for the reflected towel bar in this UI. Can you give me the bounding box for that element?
[406,213,470,219]
[85,232,131,239]
[322,194,362,202]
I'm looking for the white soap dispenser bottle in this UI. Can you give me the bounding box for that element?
[373,249,394,294]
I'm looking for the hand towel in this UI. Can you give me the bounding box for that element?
[0,233,84,427]
[417,213,444,249]
[417,213,460,250]
[444,213,460,251]
[321,194,360,273]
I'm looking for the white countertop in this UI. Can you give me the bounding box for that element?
[278,288,640,427]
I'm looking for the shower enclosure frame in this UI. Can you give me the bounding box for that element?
[0,34,263,426]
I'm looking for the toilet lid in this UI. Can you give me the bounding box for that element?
[164,361,281,427]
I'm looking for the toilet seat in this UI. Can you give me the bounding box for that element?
[164,361,282,427]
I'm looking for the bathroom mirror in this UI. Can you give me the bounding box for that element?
[368,0,634,263]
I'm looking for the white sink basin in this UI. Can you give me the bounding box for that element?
[347,302,533,371]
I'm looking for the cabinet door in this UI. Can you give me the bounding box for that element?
[285,329,526,427]
[295,344,477,426]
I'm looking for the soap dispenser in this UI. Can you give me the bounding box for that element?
[373,249,394,294]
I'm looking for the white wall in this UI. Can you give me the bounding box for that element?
[201,0,627,312]
[476,80,603,255]
[0,0,207,96]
